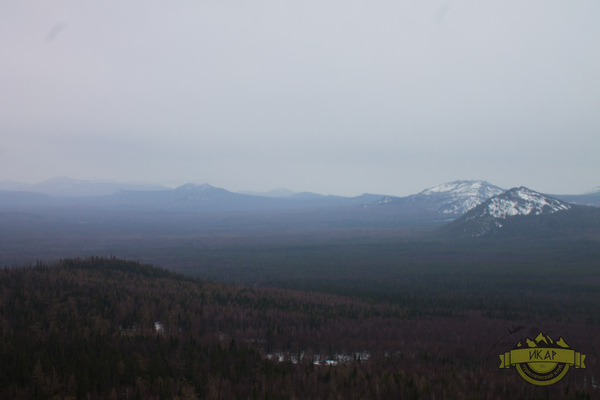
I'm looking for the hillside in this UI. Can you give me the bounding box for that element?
[0,258,409,399]
[1,257,598,399]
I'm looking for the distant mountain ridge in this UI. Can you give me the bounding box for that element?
[0,177,169,197]
[85,183,385,212]
[239,188,296,198]
[1,178,599,228]
[553,191,600,208]
[440,187,600,238]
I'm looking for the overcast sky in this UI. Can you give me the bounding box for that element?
[1,1,599,196]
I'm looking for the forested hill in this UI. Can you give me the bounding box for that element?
[1,257,596,399]
[0,257,425,399]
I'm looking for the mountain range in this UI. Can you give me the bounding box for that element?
[0,176,168,197]
[1,178,599,237]
[2,177,599,208]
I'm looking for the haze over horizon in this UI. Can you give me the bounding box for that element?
[2,1,599,197]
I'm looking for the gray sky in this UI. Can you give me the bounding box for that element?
[1,1,599,196]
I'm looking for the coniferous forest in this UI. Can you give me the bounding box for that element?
[1,249,599,399]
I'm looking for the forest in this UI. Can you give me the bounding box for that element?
[1,252,598,399]
[1,201,599,398]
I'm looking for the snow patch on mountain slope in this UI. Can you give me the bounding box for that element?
[481,187,571,219]
[420,180,493,196]
[416,180,505,215]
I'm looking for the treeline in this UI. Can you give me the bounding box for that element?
[0,257,597,399]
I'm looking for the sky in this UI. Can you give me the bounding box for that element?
[1,1,599,196]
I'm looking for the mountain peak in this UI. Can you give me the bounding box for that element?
[440,187,578,238]
[482,187,571,219]
[175,183,218,192]
[413,180,505,216]
[418,180,500,197]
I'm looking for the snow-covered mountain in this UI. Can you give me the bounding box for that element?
[375,180,505,218]
[438,187,600,238]
[481,187,571,219]
[413,180,505,215]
